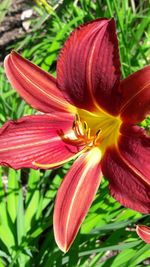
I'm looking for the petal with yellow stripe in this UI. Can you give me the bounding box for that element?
[4,51,74,114]
[54,147,102,252]
[0,113,82,169]
[57,18,121,115]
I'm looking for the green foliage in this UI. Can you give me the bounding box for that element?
[0,169,148,267]
[0,0,12,24]
[0,0,150,266]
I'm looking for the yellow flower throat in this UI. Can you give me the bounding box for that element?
[33,107,122,169]
[70,108,122,156]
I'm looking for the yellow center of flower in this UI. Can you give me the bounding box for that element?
[71,113,102,147]
[33,107,122,169]
[70,107,122,156]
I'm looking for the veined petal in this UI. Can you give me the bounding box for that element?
[54,147,102,252]
[120,66,150,123]
[118,125,150,184]
[0,113,83,169]
[57,18,121,115]
[101,137,150,214]
[4,51,74,114]
[136,225,150,244]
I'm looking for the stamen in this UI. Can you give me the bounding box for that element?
[83,121,88,130]
[96,129,101,136]
[76,121,84,136]
[75,114,80,122]
[72,121,76,129]
[33,148,87,168]
[94,129,101,146]
[87,128,91,139]
[63,114,102,149]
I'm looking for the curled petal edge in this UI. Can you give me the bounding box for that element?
[136,225,150,244]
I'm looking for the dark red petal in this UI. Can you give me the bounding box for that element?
[136,225,150,244]
[118,124,150,184]
[4,52,74,114]
[57,18,121,115]
[54,148,102,252]
[0,113,83,170]
[101,132,150,213]
[120,66,150,123]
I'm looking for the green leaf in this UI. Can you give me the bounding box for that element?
[25,170,40,232]
[7,170,20,223]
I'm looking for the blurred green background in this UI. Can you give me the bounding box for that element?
[0,0,150,266]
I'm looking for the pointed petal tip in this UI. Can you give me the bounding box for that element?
[4,54,10,69]
[54,234,70,253]
[136,225,150,244]
[53,148,102,252]
[57,17,120,115]
[4,50,72,113]
[11,50,16,54]
[4,50,16,66]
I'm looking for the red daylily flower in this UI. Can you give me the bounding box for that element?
[136,225,150,244]
[1,18,150,252]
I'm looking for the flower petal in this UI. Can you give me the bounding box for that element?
[57,18,121,115]
[54,147,102,252]
[0,113,83,169]
[101,126,150,213]
[118,125,150,184]
[4,51,74,114]
[136,225,150,244]
[120,66,150,123]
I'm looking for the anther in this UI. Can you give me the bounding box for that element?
[93,129,101,146]
[96,129,101,136]
[75,114,79,122]
[83,121,88,130]
[72,121,76,129]
[70,114,102,148]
